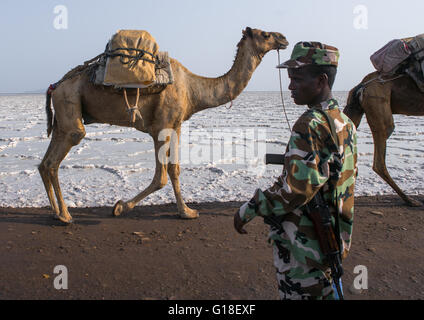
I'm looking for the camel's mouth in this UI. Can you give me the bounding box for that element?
[278,39,289,50]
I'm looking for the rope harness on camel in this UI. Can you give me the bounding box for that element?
[123,88,143,125]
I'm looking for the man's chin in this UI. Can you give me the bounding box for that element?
[292,97,305,105]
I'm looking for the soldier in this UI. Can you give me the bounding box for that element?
[234,42,358,300]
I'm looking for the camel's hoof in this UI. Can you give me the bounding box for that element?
[179,208,199,220]
[406,198,422,207]
[56,215,73,225]
[113,200,126,217]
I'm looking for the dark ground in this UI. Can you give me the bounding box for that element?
[1,195,423,300]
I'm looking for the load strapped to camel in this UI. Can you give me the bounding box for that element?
[91,30,174,124]
[370,34,424,92]
[94,30,174,88]
[49,30,174,126]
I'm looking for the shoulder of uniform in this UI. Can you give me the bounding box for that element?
[293,109,329,134]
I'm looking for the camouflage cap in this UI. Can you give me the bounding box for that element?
[277,41,339,69]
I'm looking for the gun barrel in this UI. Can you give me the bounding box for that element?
[265,154,285,165]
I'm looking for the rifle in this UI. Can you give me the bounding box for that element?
[265,153,286,165]
[263,108,344,300]
[307,191,344,300]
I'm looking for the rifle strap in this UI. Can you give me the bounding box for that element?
[310,108,342,258]
[313,107,339,147]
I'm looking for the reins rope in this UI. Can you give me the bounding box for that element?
[278,50,292,132]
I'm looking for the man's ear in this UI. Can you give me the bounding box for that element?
[318,73,329,89]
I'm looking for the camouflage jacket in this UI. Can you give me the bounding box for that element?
[240,98,358,270]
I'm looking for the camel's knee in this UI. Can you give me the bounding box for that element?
[39,156,62,177]
[38,162,48,176]
[69,130,85,146]
[39,158,54,173]
[47,166,59,180]
[168,164,180,177]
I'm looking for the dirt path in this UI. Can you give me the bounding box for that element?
[1,195,423,300]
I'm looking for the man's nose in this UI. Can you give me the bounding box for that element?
[288,81,296,91]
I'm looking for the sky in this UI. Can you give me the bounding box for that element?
[0,0,423,93]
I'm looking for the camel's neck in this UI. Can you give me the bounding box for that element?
[186,41,264,115]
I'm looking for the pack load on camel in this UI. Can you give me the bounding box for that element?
[94,30,173,88]
[48,30,174,126]
[370,34,424,92]
[93,30,174,124]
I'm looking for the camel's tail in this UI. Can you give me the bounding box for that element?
[343,83,365,129]
[45,84,56,137]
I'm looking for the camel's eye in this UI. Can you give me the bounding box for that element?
[262,32,271,39]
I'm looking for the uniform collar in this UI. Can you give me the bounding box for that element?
[310,97,338,110]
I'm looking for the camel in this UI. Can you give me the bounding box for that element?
[39,27,289,224]
[344,71,424,207]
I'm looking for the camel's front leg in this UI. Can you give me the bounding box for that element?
[112,136,169,216]
[168,129,199,219]
[167,127,198,219]
[168,163,199,219]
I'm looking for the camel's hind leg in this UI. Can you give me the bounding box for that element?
[39,90,86,223]
[365,100,422,207]
[39,135,61,216]
[40,131,83,223]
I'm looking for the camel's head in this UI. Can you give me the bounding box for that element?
[242,27,289,55]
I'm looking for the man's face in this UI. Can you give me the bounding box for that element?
[287,67,322,106]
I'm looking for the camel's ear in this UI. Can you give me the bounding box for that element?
[243,27,253,38]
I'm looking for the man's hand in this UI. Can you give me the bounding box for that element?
[234,202,250,234]
[234,210,248,234]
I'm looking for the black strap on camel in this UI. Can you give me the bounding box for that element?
[105,47,156,69]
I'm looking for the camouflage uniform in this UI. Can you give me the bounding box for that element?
[239,42,358,300]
